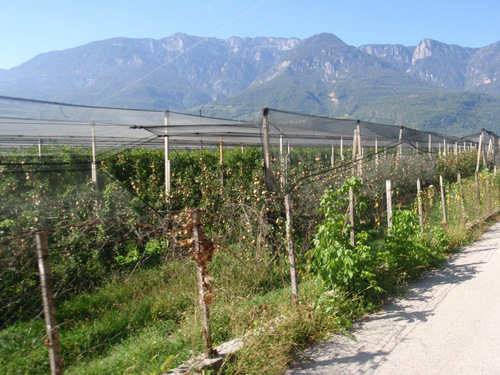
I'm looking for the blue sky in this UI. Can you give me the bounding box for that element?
[1,0,499,69]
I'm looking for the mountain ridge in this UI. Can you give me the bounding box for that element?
[0,33,499,135]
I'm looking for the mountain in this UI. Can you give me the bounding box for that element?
[465,41,500,97]
[0,33,299,109]
[0,33,499,135]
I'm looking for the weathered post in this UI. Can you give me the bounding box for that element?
[475,132,483,207]
[417,178,424,229]
[340,137,344,161]
[91,121,98,188]
[356,120,362,176]
[398,127,403,159]
[352,129,358,176]
[386,180,393,229]
[284,193,298,305]
[219,135,224,186]
[457,172,467,227]
[280,133,285,189]
[349,185,356,247]
[191,209,213,359]
[439,175,448,232]
[262,107,275,190]
[164,111,171,200]
[35,232,63,375]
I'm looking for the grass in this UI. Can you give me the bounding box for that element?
[1,171,498,375]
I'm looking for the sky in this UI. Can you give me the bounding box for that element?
[1,0,499,69]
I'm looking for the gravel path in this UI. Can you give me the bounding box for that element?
[287,222,500,375]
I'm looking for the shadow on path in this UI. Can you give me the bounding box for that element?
[287,224,500,374]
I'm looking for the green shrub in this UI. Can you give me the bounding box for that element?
[309,177,381,298]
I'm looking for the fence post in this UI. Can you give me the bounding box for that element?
[35,231,63,375]
[398,127,403,159]
[475,171,481,208]
[219,136,224,186]
[164,111,171,201]
[486,175,492,213]
[340,137,344,161]
[356,120,362,176]
[457,172,467,227]
[284,193,298,305]
[352,129,358,176]
[417,178,424,229]
[439,175,448,232]
[191,209,213,359]
[262,107,277,191]
[280,134,285,189]
[349,185,356,247]
[91,121,98,189]
[386,180,393,229]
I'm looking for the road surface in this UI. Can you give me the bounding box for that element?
[287,222,500,375]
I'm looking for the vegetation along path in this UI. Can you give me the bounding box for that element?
[287,222,500,375]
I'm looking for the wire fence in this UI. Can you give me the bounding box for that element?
[1,96,499,374]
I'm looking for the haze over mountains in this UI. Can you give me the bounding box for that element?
[0,33,499,135]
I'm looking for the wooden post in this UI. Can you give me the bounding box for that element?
[457,172,466,227]
[428,133,432,155]
[219,136,224,186]
[340,137,344,161]
[219,136,223,166]
[476,132,483,173]
[284,193,298,305]
[164,111,171,200]
[475,132,483,208]
[280,134,285,189]
[349,185,356,247]
[486,176,492,213]
[386,180,393,229]
[91,121,98,188]
[262,107,274,189]
[286,140,291,183]
[35,232,63,375]
[352,129,358,176]
[439,175,448,232]
[191,209,213,359]
[417,178,424,229]
[475,171,481,208]
[352,130,358,161]
[482,133,488,168]
[398,127,403,158]
[356,120,362,176]
[331,144,335,167]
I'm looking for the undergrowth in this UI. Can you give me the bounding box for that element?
[1,146,498,374]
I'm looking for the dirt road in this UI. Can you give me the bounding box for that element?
[287,222,500,375]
